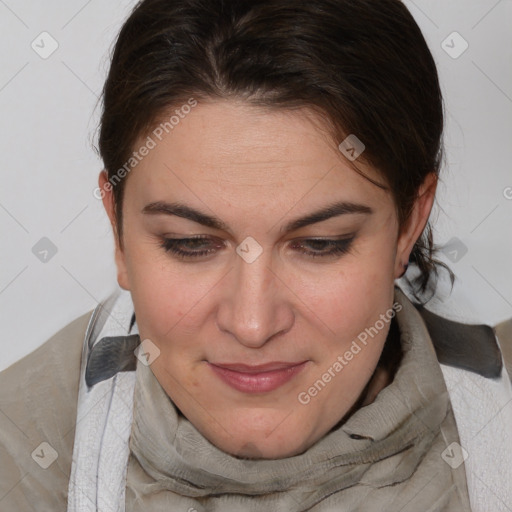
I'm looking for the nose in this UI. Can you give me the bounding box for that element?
[216,246,294,349]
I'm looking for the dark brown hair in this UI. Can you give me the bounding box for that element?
[98,0,454,302]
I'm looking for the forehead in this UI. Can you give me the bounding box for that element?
[126,100,389,213]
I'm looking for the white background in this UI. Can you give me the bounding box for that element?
[0,0,511,372]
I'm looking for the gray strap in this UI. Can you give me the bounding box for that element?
[415,305,503,379]
[494,318,512,381]
[85,334,140,388]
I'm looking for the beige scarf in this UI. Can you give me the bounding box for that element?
[124,287,472,511]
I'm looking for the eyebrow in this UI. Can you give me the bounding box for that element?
[141,200,373,234]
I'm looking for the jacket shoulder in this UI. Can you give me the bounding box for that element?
[414,304,503,379]
[0,310,93,511]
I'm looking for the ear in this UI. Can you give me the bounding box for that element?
[98,170,131,290]
[394,172,438,279]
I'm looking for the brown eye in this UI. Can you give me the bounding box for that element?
[290,237,354,259]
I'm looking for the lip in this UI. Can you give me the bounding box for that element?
[207,361,308,394]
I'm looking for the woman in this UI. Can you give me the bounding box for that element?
[1,0,511,510]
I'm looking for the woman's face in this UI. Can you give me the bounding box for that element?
[100,100,434,459]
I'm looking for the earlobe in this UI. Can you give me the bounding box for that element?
[98,170,131,291]
[115,255,131,291]
[398,260,409,279]
[394,173,438,278]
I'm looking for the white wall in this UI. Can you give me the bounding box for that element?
[0,0,511,372]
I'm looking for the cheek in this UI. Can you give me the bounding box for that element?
[303,273,395,411]
[131,274,202,341]
[123,245,200,341]
[295,251,395,342]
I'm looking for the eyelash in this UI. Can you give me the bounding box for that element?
[159,235,354,260]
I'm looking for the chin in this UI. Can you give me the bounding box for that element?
[205,412,313,460]
[220,434,308,460]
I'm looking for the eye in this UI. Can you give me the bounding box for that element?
[290,237,354,259]
[160,235,354,260]
[160,235,224,259]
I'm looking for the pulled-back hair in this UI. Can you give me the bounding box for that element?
[98,0,454,303]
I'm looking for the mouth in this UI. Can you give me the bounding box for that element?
[207,361,309,393]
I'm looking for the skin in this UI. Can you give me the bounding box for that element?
[99,99,437,459]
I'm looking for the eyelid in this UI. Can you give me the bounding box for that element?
[159,234,356,260]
